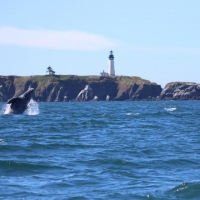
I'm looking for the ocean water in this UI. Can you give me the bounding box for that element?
[0,100,200,200]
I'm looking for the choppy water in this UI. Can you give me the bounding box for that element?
[0,101,200,200]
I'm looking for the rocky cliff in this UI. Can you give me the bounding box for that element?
[0,75,162,102]
[160,82,200,100]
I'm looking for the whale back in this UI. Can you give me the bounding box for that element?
[7,97,21,104]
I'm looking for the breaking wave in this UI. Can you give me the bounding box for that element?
[166,181,200,199]
[164,107,177,112]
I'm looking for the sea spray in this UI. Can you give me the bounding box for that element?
[164,107,177,112]
[2,104,11,114]
[25,99,39,115]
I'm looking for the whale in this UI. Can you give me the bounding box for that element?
[5,88,34,114]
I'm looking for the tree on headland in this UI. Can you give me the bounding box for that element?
[46,66,55,75]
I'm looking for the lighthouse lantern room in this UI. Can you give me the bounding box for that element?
[108,50,115,76]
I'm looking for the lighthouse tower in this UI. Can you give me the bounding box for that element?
[108,50,115,76]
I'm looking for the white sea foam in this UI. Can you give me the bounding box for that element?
[134,113,140,116]
[2,104,11,114]
[126,112,140,116]
[164,107,177,112]
[25,99,39,115]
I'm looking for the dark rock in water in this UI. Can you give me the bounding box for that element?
[76,85,94,101]
[160,82,200,100]
[91,96,99,101]
[63,95,69,102]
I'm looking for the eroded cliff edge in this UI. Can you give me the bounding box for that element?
[0,75,162,102]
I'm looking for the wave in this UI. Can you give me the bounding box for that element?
[125,112,140,116]
[166,181,200,199]
[0,160,65,173]
[164,107,177,112]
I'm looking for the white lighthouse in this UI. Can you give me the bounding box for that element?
[108,50,115,76]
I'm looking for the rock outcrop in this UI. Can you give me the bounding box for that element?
[160,82,200,100]
[75,85,94,101]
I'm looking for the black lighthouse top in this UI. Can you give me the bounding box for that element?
[108,50,114,60]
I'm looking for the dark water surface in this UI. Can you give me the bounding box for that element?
[0,101,200,199]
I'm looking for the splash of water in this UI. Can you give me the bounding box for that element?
[25,99,39,115]
[2,104,11,114]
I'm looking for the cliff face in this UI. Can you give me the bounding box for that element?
[0,76,15,101]
[160,82,200,100]
[0,75,162,102]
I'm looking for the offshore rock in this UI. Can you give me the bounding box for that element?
[92,96,99,101]
[106,95,110,101]
[75,85,94,101]
[63,93,69,102]
[160,82,200,100]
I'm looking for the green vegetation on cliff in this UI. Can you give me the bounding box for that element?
[10,75,152,85]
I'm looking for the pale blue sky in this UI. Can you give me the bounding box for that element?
[0,0,200,87]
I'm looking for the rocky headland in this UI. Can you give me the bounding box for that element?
[0,75,162,102]
[0,75,199,102]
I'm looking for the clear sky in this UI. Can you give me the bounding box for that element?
[0,0,200,87]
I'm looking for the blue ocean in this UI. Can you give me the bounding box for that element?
[0,101,200,200]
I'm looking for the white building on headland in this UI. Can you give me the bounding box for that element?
[100,50,115,76]
[108,50,115,76]
[100,70,108,76]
